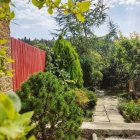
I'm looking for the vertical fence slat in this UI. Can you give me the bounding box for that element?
[11,38,46,91]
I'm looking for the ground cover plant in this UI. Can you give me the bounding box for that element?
[119,100,140,122]
[17,72,83,140]
[74,88,97,121]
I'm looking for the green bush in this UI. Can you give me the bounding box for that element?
[0,92,35,140]
[119,100,140,122]
[74,88,89,109]
[74,88,97,109]
[53,35,83,87]
[83,88,97,108]
[17,72,83,140]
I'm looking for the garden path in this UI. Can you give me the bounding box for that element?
[93,92,125,123]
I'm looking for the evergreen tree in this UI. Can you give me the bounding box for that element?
[17,72,83,140]
[53,35,83,87]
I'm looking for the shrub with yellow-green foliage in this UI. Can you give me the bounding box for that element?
[74,88,97,109]
[75,88,89,109]
[83,88,97,108]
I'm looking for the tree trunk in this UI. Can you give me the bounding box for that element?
[128,80,137,100]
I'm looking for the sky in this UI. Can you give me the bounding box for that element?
[10,0,140,40]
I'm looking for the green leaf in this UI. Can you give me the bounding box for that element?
[10,11,15,20]
[46,0,49,5]
[5,58,14,62]
[0,48,7,55]
[0,14,6,19]
[7,91,21,113]
[64,10,69,14]
[0,93,15,120]
[32,0,38,6]
[32,0,44,9]
[0,40,7,45]
[0,103,7,125]
[14,111,34,126]
[78,1,90,13]
[28,136,36,140]
[54,0,61,7]
[48,7,53,15]
[0,123,24,139]
[76,13,85,22]
[6,71,13,77]
[68,0,74,9]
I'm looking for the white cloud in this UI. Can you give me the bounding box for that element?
[11,0,57,30]
[19,25,31,29]
[104,0,140,7]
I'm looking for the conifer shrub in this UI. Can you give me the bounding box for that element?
[53,35,83,87]
[17,72,83,140]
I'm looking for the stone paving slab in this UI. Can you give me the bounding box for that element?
[109,115,125,123]
[81,122,140,137]
[104,105,119,111]
[95,106,105,112]
[94,111,106,116]
[94,116,109,123]
[93,95,125,123]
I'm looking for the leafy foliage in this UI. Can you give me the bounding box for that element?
[54,0,107,37]
[102,33,140,89]
[114,33,140,80]
[53,1,110,88]
[0,47,14,78]
[1,0,91,22]
[0,2,15,21]
[74,88,89,109]
[74,88,97,121]
[17,72,83,140]
[81,50,104,88]
[32,0,90,22]
[53,35,83,87]
[83,88,97,108]
[75,87,97,108]
[119,100,140,122]
[0,93,35,140]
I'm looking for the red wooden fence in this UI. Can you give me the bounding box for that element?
[11,38,46,91]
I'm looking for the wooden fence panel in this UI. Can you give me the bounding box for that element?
[11,38,46,91]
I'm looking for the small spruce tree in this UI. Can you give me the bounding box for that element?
[53,35,83,87]
[17,72,83,140]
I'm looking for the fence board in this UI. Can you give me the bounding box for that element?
[11,38,46,91]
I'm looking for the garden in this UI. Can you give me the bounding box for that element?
[0,0,140,140]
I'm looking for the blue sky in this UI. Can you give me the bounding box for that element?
[10,0,140,40]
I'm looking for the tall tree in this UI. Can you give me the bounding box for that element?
[54,0,108,38]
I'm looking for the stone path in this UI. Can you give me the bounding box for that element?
[93,93,125,123]
[81,92,140,139]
